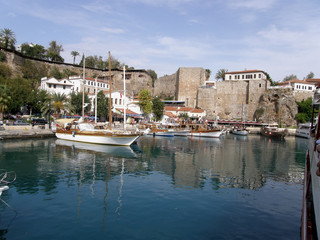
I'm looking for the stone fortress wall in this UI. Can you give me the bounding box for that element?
[154,66,313,123]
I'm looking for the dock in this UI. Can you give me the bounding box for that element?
[0,125,55,140]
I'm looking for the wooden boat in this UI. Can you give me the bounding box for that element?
[55,121,140,146]
[55,52,140,146]
[295,123,311,139]
[301,88,320,239]
[187,124,223,138]
[260,125,288,139]
[146,124,175,137]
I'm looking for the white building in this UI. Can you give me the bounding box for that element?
[278,79,315,92]
[40,76,109,96]
[225,70,267,81]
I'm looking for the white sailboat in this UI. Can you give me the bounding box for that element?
[55,52,140,146]
[231,104,249,136]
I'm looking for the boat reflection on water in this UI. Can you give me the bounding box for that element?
[55,139,137,159]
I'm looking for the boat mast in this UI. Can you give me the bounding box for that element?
[95,77,97,124]
[82,56,85,120]
[108,51,112,130]
[123,66,126,130]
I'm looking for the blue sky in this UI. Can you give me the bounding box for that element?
[1,0,319,81]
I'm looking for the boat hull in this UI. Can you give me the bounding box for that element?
[188,130,222,138]
[231,130,249,136]
[260,127,287,139]
[55,131,139,146]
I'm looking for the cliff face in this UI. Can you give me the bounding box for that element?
[0,48,153,95]
[254,88,298,126]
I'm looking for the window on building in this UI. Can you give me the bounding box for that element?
[242,75,244,79]
[259,74,261,78]
[259,83,262,87]
[229,75,232,80]
[49,84,52,88]
[119,99,122,105]
[115,99,118,105]
[63,85,66,89]
[254,74,256,79]
[309,86,312,90]
[54,85,56,88]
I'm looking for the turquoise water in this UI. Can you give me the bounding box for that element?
[0,134,307,239]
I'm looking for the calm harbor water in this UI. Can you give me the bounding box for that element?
[0,134,307,240]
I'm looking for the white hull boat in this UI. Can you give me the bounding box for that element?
[231,129,249,136]
[188,130,222,138]
[295,123,311,139]
[55,122,140,146]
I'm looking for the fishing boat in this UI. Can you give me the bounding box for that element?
[55,52,140,146]
[295,122,311,139]
[260,124,288,139]
[302,88,320,239]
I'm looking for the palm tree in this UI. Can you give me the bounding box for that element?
[47,41,64,62]
[215,69,228,81]
[71,51,80,64]
[0,28,16,49]
[52,93,67,117]
[0,85,11,120]
[205,69,211,81]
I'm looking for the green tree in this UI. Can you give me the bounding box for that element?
[282,74,297,82]
[0,63,12,78]
[96,90,109,121]
[0,85,11,120]
[0,51,6,62]
[295,97,313,123]
[0,28,16,49]
[71,51,80,64]
[69,92,91,115]
[147,69,157,87]
[152,96,164,121]
[205,69,211,80]
[138,89,152,117]
[215,69,228,81]
[306,72,315,79]
[20,43,46,59]
[49,66,64,79]
[52,93,67,117]
[265,72,276,86]
[21,60,48,80]
[47,41,64,62]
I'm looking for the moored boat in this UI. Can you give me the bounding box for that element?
[295,123,311,139]
[187,124,223,138]
[301,88,320,239]
[230,126,249,136]
[260,125,288,139]
[55,121,140,146]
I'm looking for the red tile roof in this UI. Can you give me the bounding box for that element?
[226,70,265,74]
[164,111,177,118]
[116,108,139,115]
[279,79,314,85]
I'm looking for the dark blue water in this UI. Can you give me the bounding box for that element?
[0,134,307,239]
